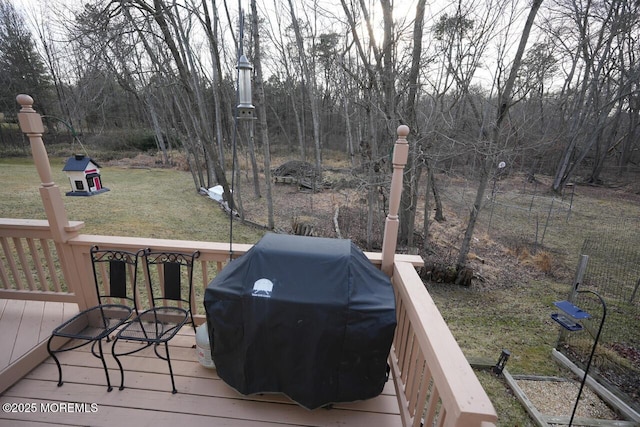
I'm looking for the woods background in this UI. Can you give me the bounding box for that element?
[1,0,639,280]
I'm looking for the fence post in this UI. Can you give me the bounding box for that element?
[381,125,410,277]
[16,94,91,309]
[557,254,590,347]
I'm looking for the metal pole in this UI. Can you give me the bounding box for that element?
[568,290,607,427]
[566,183,575,222]
[540,197,554,245]
[487,177,497,233]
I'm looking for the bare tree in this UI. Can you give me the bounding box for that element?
[286,0,323,179]
[265,0,307,162]
[70,0,235,207]
[455,0,544,284]
[399,0,427,247]
[339,0,397,249]
[550,0,638,192]
[251,0,274,229]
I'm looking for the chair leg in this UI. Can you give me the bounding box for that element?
[190,312,196,335]
[92,339,113,392]
[111,338,126,391]
[164,342,178,394]
[47,335,64,387]
[190,313,197,349]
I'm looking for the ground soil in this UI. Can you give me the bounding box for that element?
[517,378,621,420]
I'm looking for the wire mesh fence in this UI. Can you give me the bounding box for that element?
[555,219,640,411]
[437,173,579,258]
[407,167,640,408]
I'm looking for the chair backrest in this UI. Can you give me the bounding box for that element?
[141,250,200,312]
[90,246,143,308]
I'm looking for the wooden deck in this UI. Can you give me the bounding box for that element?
[1,324,402,426]
[0,299,79,392]
[0,220,498,426]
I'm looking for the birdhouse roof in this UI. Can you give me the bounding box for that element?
[62,155,101,172]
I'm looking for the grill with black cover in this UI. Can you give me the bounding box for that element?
[203,233,396,409]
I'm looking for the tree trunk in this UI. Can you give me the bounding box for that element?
[399,0,426,245]
[618,104,639,173]
[245,124,260,197]
[147,98,169,164]
[423,166,432,251]
[343,91,355,167]
[456,0,543,282]
[456,157,490,277]
[201,0,226,169]
[251,0,274,229]
[286,0,322,179]
[429,162,446,222]
[407,161,422,248]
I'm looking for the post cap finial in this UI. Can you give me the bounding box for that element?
[16,94,35,111]
[397,125,410,138]
[16,94,43,133]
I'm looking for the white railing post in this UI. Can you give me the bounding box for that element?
[381,125,410,277]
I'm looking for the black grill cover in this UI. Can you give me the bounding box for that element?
[203,233,396,409]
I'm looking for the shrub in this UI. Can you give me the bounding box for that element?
[85,129,157,152]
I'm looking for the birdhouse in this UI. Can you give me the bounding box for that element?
[62,154,109,196]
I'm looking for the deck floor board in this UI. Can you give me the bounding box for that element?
[1,306,402,427]
[0,299,26,368]
[38,302,67,343]
[12,301,45,363]
[0,299,78,372]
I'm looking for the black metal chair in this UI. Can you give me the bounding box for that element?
[112,249,200,394]
[47,246,143,391]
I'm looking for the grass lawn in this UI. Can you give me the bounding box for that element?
[0,157,265,244]
[424,174,640,425]
[428,278,569,425]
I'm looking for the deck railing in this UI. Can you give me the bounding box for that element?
[391,261,498,427]
[0,219,79,303]
[65,234,253,316]
[0,217,497,426]
[0,220,252,317]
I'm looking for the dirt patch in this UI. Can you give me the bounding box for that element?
[516,378,622,420]
[105,152,190,170]
[106,154,578,290]
[560,344,640,411]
